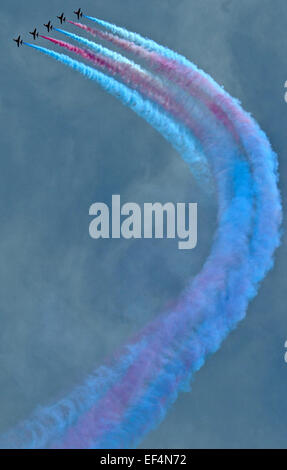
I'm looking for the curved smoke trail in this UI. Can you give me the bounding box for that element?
[1,17,281,449]
[76,16,282,294]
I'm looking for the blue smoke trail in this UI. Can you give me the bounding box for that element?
[0,42,213,448]
[84,16,282,293]
[84,15,197,65]
[24,43,210,185]
[23,42,256,449]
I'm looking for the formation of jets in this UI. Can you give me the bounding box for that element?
[13,9,83,46]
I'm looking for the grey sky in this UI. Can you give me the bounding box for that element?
[0,0,286,448]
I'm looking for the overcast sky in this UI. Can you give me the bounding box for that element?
[0,0,286,448]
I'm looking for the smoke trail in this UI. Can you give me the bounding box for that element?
[24,43,209,183]
[81,17,282,285]
[0,43,217,448]
[40,34,220,148]
[49,113,254,448]
[54,27,145,71]
[61,18,281,447]
[49,26,280,334]
[1,18,281,448]
[21,45,251,448]
[72,20,242,143]
[53,28,179,110]
[27,41,260,364]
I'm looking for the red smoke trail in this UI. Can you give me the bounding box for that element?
[69,21,239,144]
[40,35,208,142]
[38,36,254,446]
[72,19,281,288]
